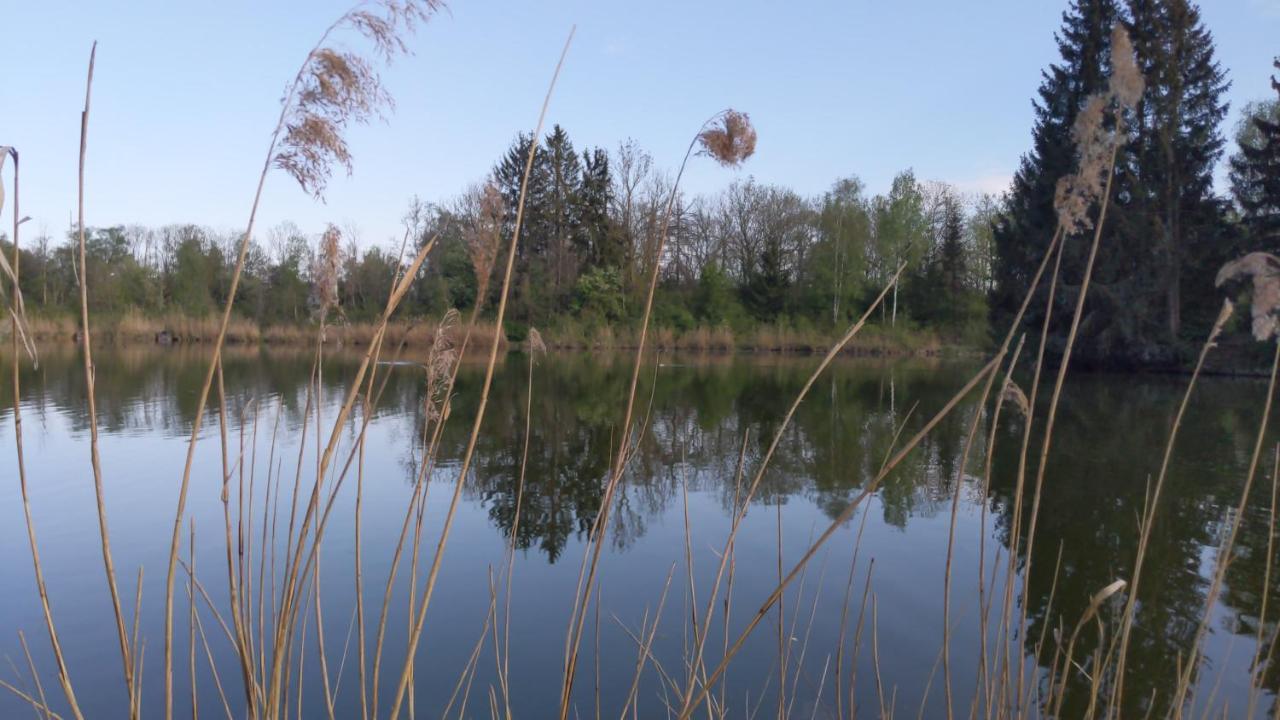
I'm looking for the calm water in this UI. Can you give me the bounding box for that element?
[0,346,1276,718]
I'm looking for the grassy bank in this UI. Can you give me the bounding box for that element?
[540,319,959,357]
[10,311,966,358]
[13,311,508,352]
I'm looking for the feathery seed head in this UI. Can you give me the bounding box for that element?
[1001,379,1031,418]
[465,181,504,300]
[424,308,460,423]
[528,327,547,355]
[273,1,444,199]
[697,110,757,168]
[1109,24,1145,111]
[311,224,344,322]
[1216,252,1280,342]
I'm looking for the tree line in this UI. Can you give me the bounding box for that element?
[1,127,999,344]
[4,0,1277,362]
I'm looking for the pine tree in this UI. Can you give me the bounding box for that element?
[543,125,582,307]
[1230,59,1280,250]
[995,0,1232,361]
[493,132,552,318]
[993,0,1120,330]
[579,147,616,269]
[940,197,966,299]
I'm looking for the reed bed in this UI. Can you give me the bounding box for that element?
[539,322,944,357]
[15,313,504,352]
[5,11,1280,720]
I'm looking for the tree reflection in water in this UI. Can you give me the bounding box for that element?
[1,347,1277,715]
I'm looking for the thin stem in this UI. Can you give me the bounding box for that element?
[74,42,138,717]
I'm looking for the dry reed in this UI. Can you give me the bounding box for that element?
[14,11,1280,720]
[74,42,139,718]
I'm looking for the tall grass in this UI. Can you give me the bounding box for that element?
[6,13,1280,720]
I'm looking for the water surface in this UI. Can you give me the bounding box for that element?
[0,346,1275,718]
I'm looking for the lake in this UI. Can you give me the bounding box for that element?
[0,345,1276,718]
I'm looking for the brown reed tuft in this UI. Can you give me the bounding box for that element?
[464,181,504,300]
[311,224,344,323]
[528,326,546,355]
[696,110,757,167]
[1001,379,1031,418]
[424,308,460,423]
[274,1,442,198]
[1053,23,1144,236]
[1216,252,1280,341]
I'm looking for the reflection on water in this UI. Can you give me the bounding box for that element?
[0,346,1276,717]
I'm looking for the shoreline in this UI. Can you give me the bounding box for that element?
[10,313,971,359]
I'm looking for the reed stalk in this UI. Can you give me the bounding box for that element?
[5,142,86,719]
[73,42,138,717]
[386,30,575,720]
[1169,339,1280,714]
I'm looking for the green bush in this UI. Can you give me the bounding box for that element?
[573,266,626,322]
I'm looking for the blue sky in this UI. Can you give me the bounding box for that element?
[3,0,1278,248]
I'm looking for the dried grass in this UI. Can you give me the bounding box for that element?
[464,181,504,300]
[0,146,37,363]
[1054,23,1143,236]
[1216,251,1280,341]
[274,2,440,198]
[19,7,1280,720]
[696,110,757,167]
[311,224,343,323]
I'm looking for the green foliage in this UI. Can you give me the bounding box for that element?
[170,231,214,314]
[804,176,870,324]
[573,266,625,322]
[652,289,696,332]
[504,319,529,343]
[693,262,742,327]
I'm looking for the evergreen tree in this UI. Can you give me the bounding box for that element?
[543,125,583,307]
[741,241,789,321]
[493,132,551,319]
[1230,59,1280,250]
[580,147,615,269]
[1126,0,1230,341]
[939,197,966,299]
[493,133,551,260]
[995,0,1231,361]
[993,0,1120,329]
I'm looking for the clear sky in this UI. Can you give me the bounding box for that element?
[3,0,1278,248]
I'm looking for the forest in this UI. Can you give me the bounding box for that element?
[3,0,1279,366]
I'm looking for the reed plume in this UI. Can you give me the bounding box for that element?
[1053,22,1144,236]
[564,107,757,719]
[465,181,505,301]
[424,307,460,423]
[161,3,442,717]
[696,110,757,167]
[1000,378,1031,419]
[274,1,440,198]
[311,223,344,324]
[528,326,547,355]
[1216,251,1280,341]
